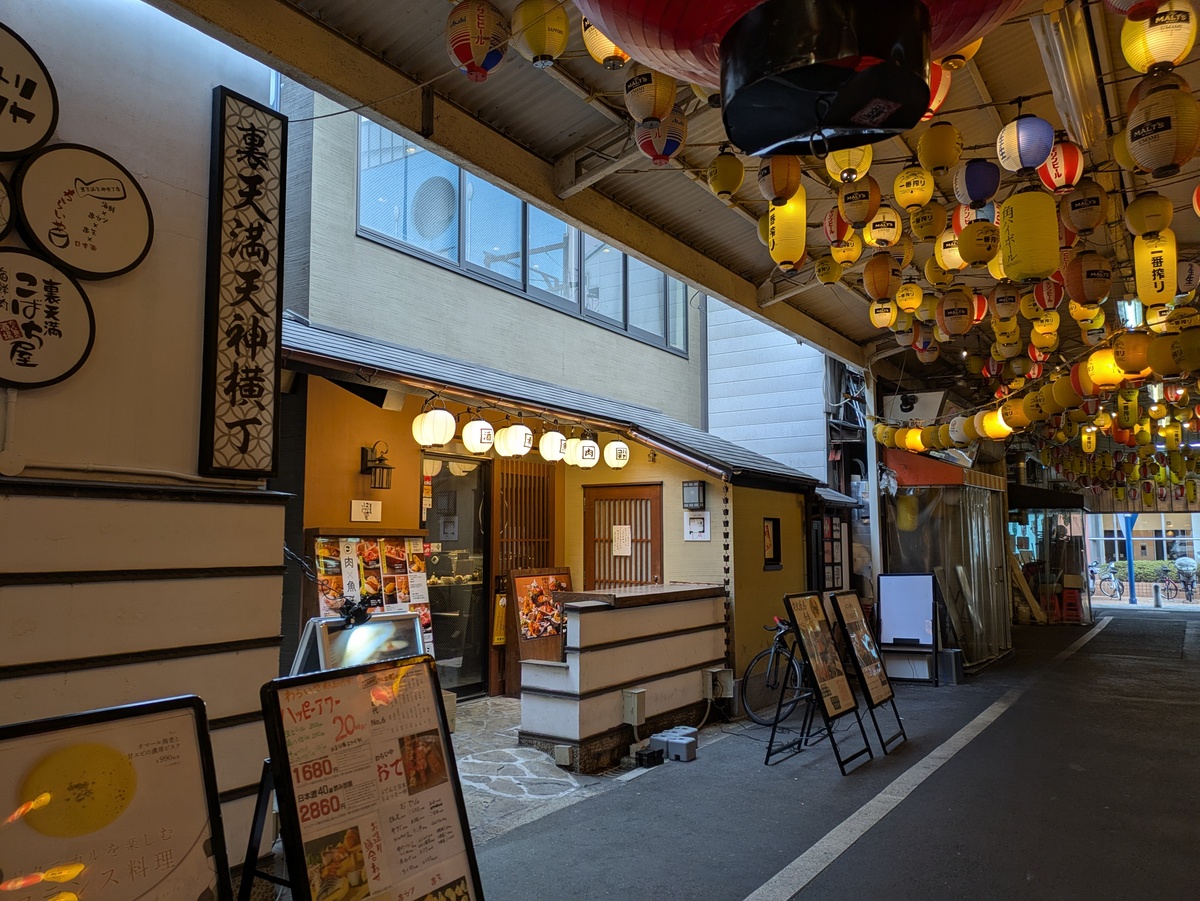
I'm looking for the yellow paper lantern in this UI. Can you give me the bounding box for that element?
[889,234,915,269]
[910,201,947,242]
[1000,188,1059,282]
[864,204,902,247]
[896,282,924,313]
[1136,229,1178,306]
[624,64,677,127]
[838,175,881,229]
[826,145,873,183]
[924,256,953,287]
[1081,428,1097,454]
[863,251,901,300]
[768,188,807,273]
[830,233,863,265]
[706,146,744,199]
[758,155,802,205]
[1114,330,1155,377]
[1088,348,1127,389]
[815,255,843,285]
[1125,191,1174,237]
[904,427,927,452]
[1002,397,1032,429]
[1121,1,1197,73]
[1112,127,1145,173]
[918,121,963,176]
[511,0,570,68]
[1147,332,1184,377]
[894,165,935,212]
[1068,299,1102,322]
[581,17,629,69]
[757,214,769,246]
[988,247,1010,282]
[1019,292,1041,320]
[1175,327,1200,370]
[916,293,940,323]
[869,299,899,329]
[938,37,983,70]
[958,219,1000,267]
[934,227,966,272]
[1052,376,1085,410]
[1145,303,1174,333]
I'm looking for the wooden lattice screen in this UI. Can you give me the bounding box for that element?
[583,484,663,590]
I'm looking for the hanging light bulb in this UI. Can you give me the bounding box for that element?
[706,145,744,199]
[581,17,629,69]
[996,113,1055,175]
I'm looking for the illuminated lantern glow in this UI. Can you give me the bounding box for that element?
[1034,277,1064,311]
[758,155,802,205]
[1127,80,1200,177]
[911,201,948,242]
[1001,188,1059,282]
[581,16,629,69]
[756,214,769,246]
[1079,306,1107,331]
[992,315,1019,340]
[958,219,1000,267]
[1064,251,1114,304]
[412,408,457,447]
[918,121,963,175]
[936,287,974,335]
[1087,348,1127,389]
[1068,299,1101,322]
[938,37,983,70]
[831,233,863,265]
[1128,69,1189,114]
[863,251,902,300]
[890,234,915,269]
[706,146,744,198]
[988,246,1010,281]
[1194,183,1200,217]
[972,292,989,324]
[1121,1,1197,73]
[1113,127,1147,173]
[953,159,1002,208]
[462,417,495,454]
[494,422,533,457]
[1148,332,1185,377]
[922,63,951,121]
[635,108,687,166]
[1037,139,1085,195]
[510,0,570,68]
[1136,229,1178,306]
[539,429,567,461]
[916,342,942,365]
[815,255,843,285]
[838,175,881,229]
[982,409,1013,440]
[603,440,630,468]
[869,299,898,329]
[1002,397,1033,429]
[990,282,1021,319]
[624,63,677,127]
[1161,420,1184,450]
[924,256,953,288]
[1070,361,1097,398]
[1145,304,1174,333]
[864,205,903,248]
[576,432,600,469]
[896,282,924,313]
[1081,428,1097,454]
[1033,309,1061,335]
[446,2,509,82]
[825,145,873,183]
[934,227,967,271]
[768,188,807,273]
[822,206,853,246]
[997,113,1055,174]
[1115,331,1155,380]
[1061,178,1107,236]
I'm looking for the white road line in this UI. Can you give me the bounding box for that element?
[744,617,1113,901]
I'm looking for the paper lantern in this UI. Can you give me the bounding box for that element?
[893,320,915,346]
[1019,292,1041,320]
[1125,192,1175,241]
[1037,139,1085,195]
[988,246,1010,282]
[924,256,953,287]
[1179,259,1200,293]
[539,429,567,462]
[412,408,456,447]
[1081,428,1097,454]
[838,175,881,229]
[1135,229,1178,306]
[756,214,769,246]
[993,315,1019,340]
[1107,0,1164,20]
[563,436,581,465]
[1176,326,1200,370]
[937,287,974,335]
[576,432,600,469]
[990,282,1021,319]
[1113,127,1146,173]
[1088,348,1127,389]
[758,155,802,205]
[768,188,807,274]
[934,227,966,272]
[896,282,924,313]
[1070,361,1097,398]
[981,409,1012,440]
[1145,303,1174,332]
[815,255,843,285]
[581,16,629,69]
[958,220,1000,266]
[624,64,677,127]
[826,145,873,183]
[997,114,1054,174]
[1052,376,1086,410]
[890,234,915,270]
[972,292,989,324]
[1061,178,1107,236]
[863,251,901,300]
[831,233,863,265]
[1033,310,1061,336]
[1121,1,1197,73]
[864,205,902,247]
[447,1,509,82]
[494,422,533,457]
[511,0,570,68]
[1128,69,1191,114]
[918,121,963,175]
[706,146,744,198]
[869,299,898,329]
[952,201,995,236]
[939,37,983,70]
[953,159,1001,208]
[462,417,495,454]
[821,207,852,247]
[1002,397,1032,429]
[1127,81,1200,177]
[603,440,630,468]
[1001,188,1059,282]
[1194,183,1200,217]
[917,344,942,366]
[1081,325,1107,346]
[1028,342,1051,363]
[1148,332,1184,377]
[1079,306,1107,331]
[690,82,719,107]
[1034,277,1064,311]
[891,165,934,214]
[911,201,947,242]
[913,321,936,350]
[635,108,687,166]
[922,63,951,121]
[1063,251,1114,305]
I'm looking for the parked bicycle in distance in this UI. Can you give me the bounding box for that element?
[1155,563,1180,601]
[739,616,808,726]
[1087,560,1124,601]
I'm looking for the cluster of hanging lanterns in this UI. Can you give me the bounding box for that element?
[415,405,631,470]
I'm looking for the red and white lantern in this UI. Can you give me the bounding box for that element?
[1037,139,1085,195]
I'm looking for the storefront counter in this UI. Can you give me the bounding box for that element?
[518,583,727,773]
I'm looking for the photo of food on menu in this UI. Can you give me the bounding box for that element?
[304,825,368,901]
[511,572,572,640]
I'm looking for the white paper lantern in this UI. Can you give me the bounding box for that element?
[412,408,456,447]
[495,422,533,457]
[577,432,600,469]
[461,417,495,454]
[603,440,630,468]
[539,430,567,462]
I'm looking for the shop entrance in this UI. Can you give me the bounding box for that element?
[583,484,663,589]
[423,455,489,697]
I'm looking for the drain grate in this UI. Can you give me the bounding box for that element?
[1084,618,1186,660]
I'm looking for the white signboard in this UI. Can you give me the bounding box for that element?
[612,524,632,557]
[351,500,382,522]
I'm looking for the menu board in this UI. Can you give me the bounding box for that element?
[831,591,893,708]
[0,695,231,900]
[261,656,482,901]
[508,568,571,662]
[314,535,433,655]
[783,592,858,721]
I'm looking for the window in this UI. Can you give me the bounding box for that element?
[464,172,522,285]
[627,257,665,339]
[667,277,688,352]
[527,206,576,304]
[582,234,623,325]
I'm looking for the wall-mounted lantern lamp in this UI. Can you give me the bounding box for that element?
[361,441,394,490]
[682,480,706,510]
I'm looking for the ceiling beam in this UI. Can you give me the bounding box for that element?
[542,64,627,126]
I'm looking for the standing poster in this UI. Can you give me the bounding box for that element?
[198,86,287,479]
[0,696,232,900]
[508,568,571,662]
[831,591,893,707]
[261,656,482,901]
[783,592,857,720]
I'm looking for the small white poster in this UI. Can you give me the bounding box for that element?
[684,511,711,541]
[612,524,632,557]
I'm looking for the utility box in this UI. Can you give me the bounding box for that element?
[622,688,646,726]
[703,666,734,700]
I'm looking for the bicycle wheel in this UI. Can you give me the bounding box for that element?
[1100,576,1120,599]
[1162,579,1179,600]
[739,645,805,726]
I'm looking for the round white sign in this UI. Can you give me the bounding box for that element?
[0,23,59,159]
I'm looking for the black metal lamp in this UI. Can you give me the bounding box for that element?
[682,480,706,510]
[360,441,394,490]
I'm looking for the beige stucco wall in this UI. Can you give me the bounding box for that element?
[300,93,706,427]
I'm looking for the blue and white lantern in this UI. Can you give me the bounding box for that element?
[996,114,1055,175]
[953,158,1002,209]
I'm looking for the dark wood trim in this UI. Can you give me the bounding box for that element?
[561,584,725,610]
[0,636,282,680]
[210,710,266,731]
[0,565,285,587]
[520,657,726,701]
[0,476,291,505]
[218,782,262,804]
[566,622,725,653]
[304,527,427,539]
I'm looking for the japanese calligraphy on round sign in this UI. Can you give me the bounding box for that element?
[0,248,96,389]
[14,143,154,280]
[0,23,59,159]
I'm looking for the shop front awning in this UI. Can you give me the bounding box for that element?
[282,313,821,493]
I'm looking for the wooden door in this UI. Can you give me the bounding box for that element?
[583,484,663,590]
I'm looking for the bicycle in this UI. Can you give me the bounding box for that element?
[1155,564,1180,601]
[1088,561,1125,601]
[739,617,808,726]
